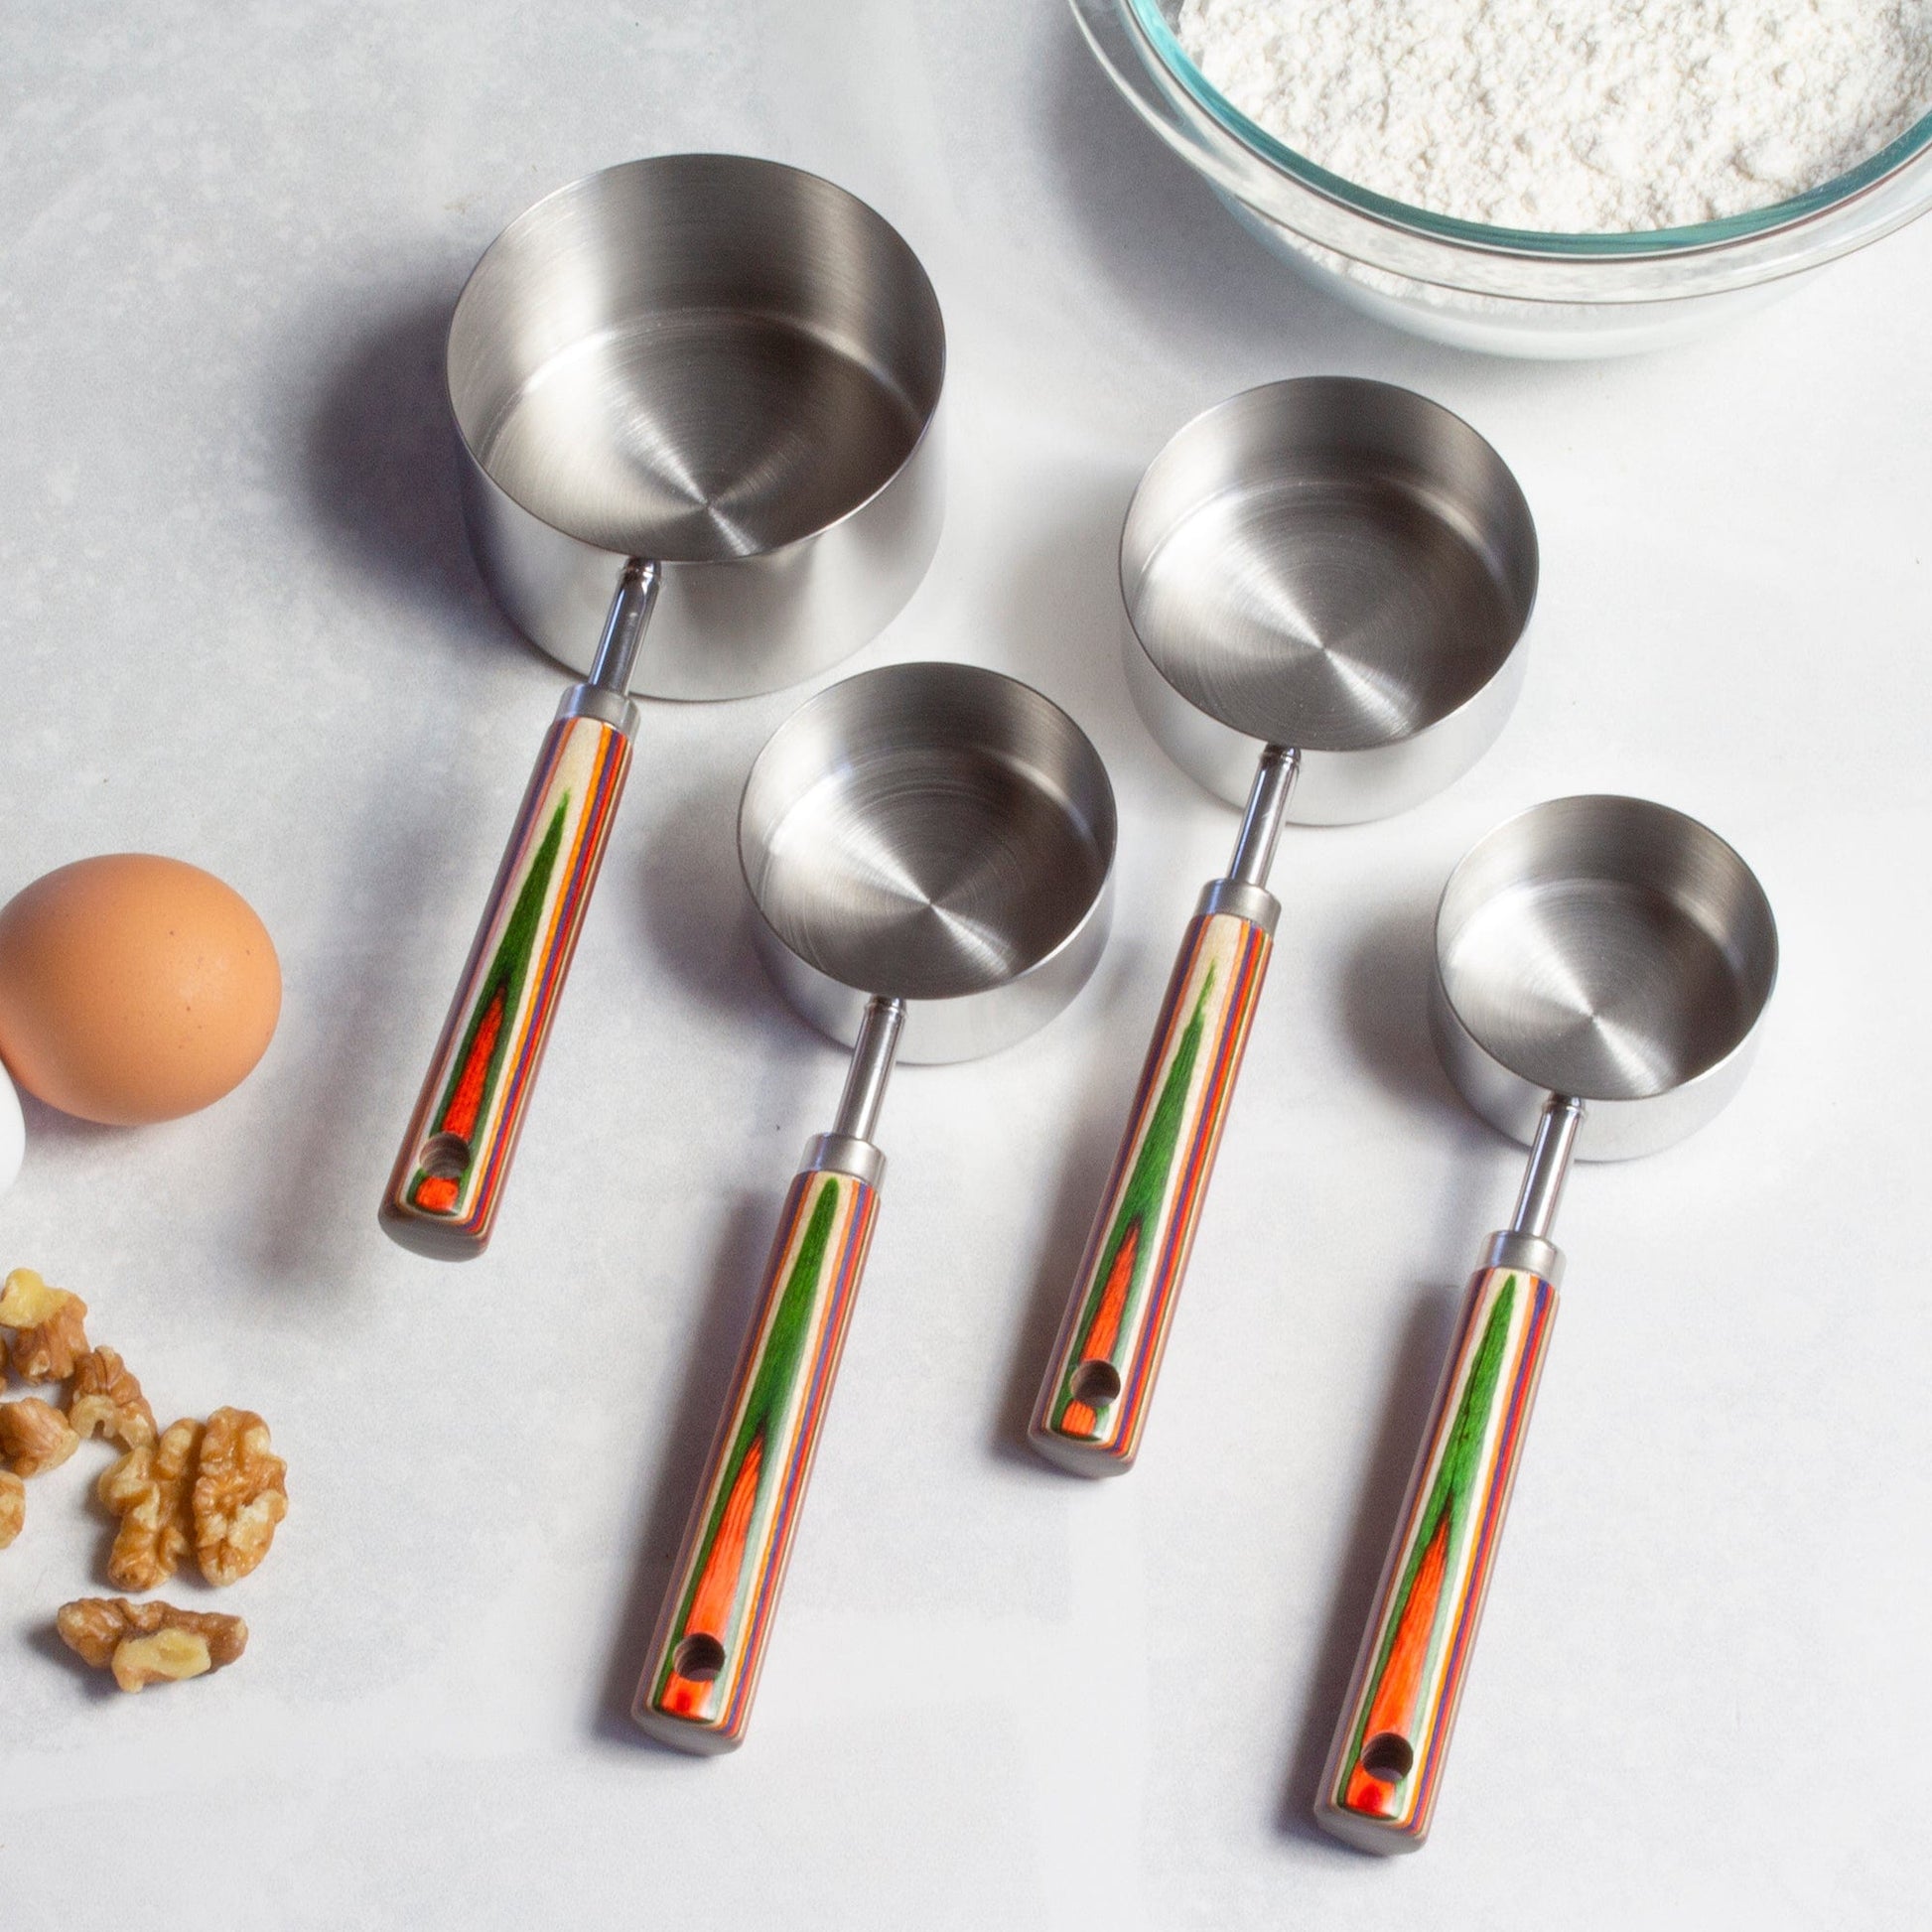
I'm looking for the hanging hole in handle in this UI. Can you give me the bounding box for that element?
[1069,1359,1122,1409]
[417,1132,472,1181]
[1360,1731,1415,1784]
[672,1633,727,1683]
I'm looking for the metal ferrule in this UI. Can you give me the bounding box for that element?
[1480,1228,1565,1288]
[802,1133,885,1189]
[556,684,640,735]
[1195,877,1280,934]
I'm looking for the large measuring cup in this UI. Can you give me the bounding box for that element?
[381,155,945,1258]
[1032,378,1537,1473]
[633,661,1115,1752]
[1318,794,1778,1852]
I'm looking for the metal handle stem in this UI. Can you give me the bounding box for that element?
[1225,746,1301,889]
[831,997,905,1144]
[1509,1095,1585,1241]
[589,558,661,695]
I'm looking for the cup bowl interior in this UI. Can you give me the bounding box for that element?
[1121,378,1537,755]
[447,154,945,562]
[1437,795,1778,1109]
[740,661,1116,1021]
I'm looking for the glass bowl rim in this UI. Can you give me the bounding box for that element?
[1127,0,1932,258]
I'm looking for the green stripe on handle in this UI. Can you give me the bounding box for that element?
[1317,1264,1558,1854]
[635,1163,880,1754]
[1029,909,1272,1476]
[381,710,631,1260]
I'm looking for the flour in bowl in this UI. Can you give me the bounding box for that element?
[1173,0,1932,231]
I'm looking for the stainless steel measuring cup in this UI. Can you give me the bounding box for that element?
[1318,795,1778,1854]
[381,155,945,1258]
[1031,378,1537,1474]
[633,661,1115,1753]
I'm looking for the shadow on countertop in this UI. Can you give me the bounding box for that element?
[624,753,786,1033]
[302,284,518,651]
[986,926,1154,1471]
[979,473,1222,1467]
[1271,898,1527,1844]
[1035,6,1363,372]
[243,284,556,1290]
[1273,1281,1461,1850]
[1332,896,1470,1137]
[588,1184,777,1750]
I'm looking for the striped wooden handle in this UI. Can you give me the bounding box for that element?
[635,1161,881,1753]
[1029,908,1272,1475]
[380,707,632,1260]
[1317,1263,1559,1853]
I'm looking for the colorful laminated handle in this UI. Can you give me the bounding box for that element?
[380,698,633,1259]
[635,1157,881,1753]
[1030,899,1273,1475]
[1318,1261,1559,1853]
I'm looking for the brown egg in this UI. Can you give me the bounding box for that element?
[0,855,281,1126]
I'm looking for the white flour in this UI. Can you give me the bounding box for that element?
[1173,0,1932,231]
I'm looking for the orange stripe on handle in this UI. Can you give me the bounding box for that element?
[381,710,631,1260]
[635,1164,880,1754]
[1317,1264,1558,1854]
[1030,909,1272,1475]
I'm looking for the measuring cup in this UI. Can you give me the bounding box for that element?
[381,155,945,1258]
[632,660,1115,1752]
[1318,794,1778,1853]
[1031,378,1537,1474]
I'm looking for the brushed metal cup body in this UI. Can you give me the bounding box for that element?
[1432,793,1780,1162]
[446,153,946,697]
[1121,376,1537,819]
[739,659,1117,1063]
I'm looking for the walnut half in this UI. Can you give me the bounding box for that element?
[68,1347,157,1450]
[0,1269,90,1383]
[56,1596,247,1692]
[193,1407,288,1587]
[98,1418,203,1591]
[0,1470,22,1548]
[0,1396,79,1477]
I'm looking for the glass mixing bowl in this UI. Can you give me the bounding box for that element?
[1071,0,1932,356]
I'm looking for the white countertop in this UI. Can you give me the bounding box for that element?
[4,4,1930,1925]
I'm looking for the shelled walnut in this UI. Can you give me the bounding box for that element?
[98,1418,202,1591]
[193,1407,287,1587]
[0,1269,89,1382]
[56,1596,247,1692]
[0,1396,79,1477]
[68,1347,157,1449]
[1,1264,292,1681]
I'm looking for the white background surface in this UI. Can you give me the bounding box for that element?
[3,4,1930,1926]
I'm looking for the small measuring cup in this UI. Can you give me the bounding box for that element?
[381,156,945,1258]
[1032,378,1537,1474]
[633,661,1115,1752]
[1318,794,1778,1853]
